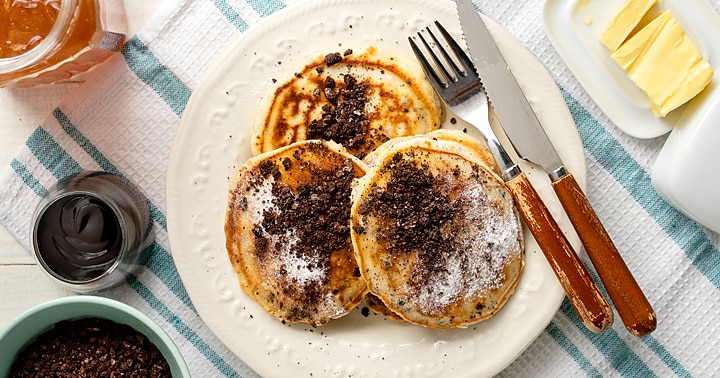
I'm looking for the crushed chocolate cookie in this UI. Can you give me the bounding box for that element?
[343,73,356,87]
[252,154,358,306]
[324,52,343,66]
[323,88,337,103]
[343,49,353,56]
[325,76,336,88]
[259,159,281,180]
[360,153,462,291]
[307,74,371,149]
[9,318,171,378]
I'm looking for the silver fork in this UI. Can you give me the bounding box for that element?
[409,22,613,333]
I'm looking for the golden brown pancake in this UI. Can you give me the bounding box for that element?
[350,133,524,329]
[364,293,404,322]
[252,46,444,158]
[363,129,500,177]
[225,140,369,327]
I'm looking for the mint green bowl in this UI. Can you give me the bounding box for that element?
[0,296,190,377]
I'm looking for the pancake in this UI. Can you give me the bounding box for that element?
[252,45,444,158]
[364,293,404,322]
[363,129,500,177]
[350,133,524,329]
[225,140,369,327]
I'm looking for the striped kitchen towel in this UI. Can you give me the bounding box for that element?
[1,0,719,376]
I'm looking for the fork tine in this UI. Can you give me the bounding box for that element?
[433,21,479,81]
[410,21,485,106]
[424,24,465,80]
[418,28,458,84]
[408,35,448,92]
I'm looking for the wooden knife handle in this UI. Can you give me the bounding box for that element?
[552,173,656,337]
[506,172,613,333]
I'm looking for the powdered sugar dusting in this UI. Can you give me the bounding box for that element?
[245,179,276,223]
[242,170,347,318]
[412,176,522,315]
[245,178,327,286]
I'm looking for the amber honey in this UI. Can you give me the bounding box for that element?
[0,0,126,87]
[1,0,60,58]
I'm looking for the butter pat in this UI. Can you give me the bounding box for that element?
[610,10,714,117]
[600,0,657,52]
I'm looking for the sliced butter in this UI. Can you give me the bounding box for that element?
[611,10,714,117]
[600,0,657,52]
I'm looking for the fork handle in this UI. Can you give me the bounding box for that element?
[506,172,613,333]
[552,173,656,337]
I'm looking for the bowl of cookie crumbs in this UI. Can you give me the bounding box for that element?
[0,296,190,378]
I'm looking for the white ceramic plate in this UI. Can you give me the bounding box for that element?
[544,0,720,139]
[167,0,586,377]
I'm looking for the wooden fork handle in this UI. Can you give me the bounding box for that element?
[552,173,656,337]
[506,172,613,333]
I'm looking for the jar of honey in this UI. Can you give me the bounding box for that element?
[0,0,126,87]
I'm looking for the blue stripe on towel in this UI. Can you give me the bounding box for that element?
[644,335,693,377]
[213,0,284,30]
[562,89,695,378]
[212,0,250,31]
[247,0,285,18]
[24,127,82,178]
[559,300,656,378]
[43,109,241,376]
[10,159,49,198]
[546,319,602,376]
[145,240,195,310]
[121,37,192,118]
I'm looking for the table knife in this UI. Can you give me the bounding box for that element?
[456,0,656,337]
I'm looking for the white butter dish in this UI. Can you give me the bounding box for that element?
[652,76,720,233]
[543,0,720,139]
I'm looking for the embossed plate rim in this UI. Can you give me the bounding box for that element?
[167,0,586,377]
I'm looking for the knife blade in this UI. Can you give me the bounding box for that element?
[456,0,656,337]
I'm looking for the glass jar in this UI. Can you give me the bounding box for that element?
[30,171,152,293]
[0,0,127,88]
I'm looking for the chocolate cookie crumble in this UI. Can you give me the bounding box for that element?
[254,157,356,263]
[307,73,371,151]
[358,153,467,293]
[361,155,459,255]
[249,148,359,309]
[9,318,171,378]
[324,52,343,66]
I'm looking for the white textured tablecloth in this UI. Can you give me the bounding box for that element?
[1,0,720,376]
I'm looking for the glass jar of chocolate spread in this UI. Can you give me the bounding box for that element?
[31,171,152,293]
[0,0,127,87]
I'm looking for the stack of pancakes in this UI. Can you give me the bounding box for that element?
[225,46,524,328]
